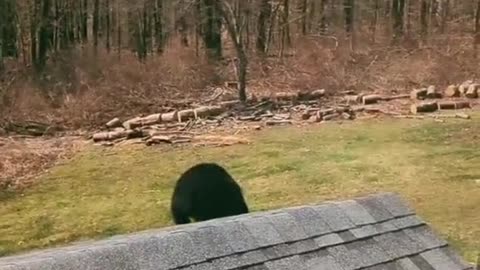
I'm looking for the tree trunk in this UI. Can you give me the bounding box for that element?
[218,0,248,103]
[281,0,291,52]
[256,0,271,55]
[199,0,223,61]
[106,0,111,52]
[320,0,328,34]
[93,0,100,51]
[81,0,88,42]
[475,0,480,57]
[37,0,53,71]
[392,0,405,40]
[344,0,354,34]
[300,0,308,35]
[420,0,429,38]
[371,0,380,42]
[440,0,449,34]
[0,0,18,58]
[116,0,121,58]
[155,0,165,52]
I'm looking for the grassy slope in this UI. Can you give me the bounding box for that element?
[1,115,479,263]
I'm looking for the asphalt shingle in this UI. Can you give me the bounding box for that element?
[219,220,259,253]
[266,212,308,242]
[334,199,377,226]
[0,192,473,270]
[403,226,448,250]
[240,216,285,247]
[312,203,356,232]
[355,194,396,222]
[187,225,234,259]
[285,206,332,237]
[420,249,467,270]
[350,224,379,239]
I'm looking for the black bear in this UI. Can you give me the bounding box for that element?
[170,162,249,224]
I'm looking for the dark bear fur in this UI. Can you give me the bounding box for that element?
[170,162,249,224]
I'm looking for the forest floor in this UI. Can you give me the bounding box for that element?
[0,112,479,263]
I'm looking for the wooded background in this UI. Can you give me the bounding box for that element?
[1,0,479,127]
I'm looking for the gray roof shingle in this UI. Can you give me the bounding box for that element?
[0,192,474,270]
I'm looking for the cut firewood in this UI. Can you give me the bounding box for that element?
[380,94,410,101]
[410,101,438,114]
[465,84,479,98]
[297,89,326,100]
[238,116,259,121]
[146,135,173,146]
[410,88,428,100]
[345,95,363,104]
[438,101,471,110]
[273,92,297,101]
[161,111,178,122]
[342,112,354,120]
[426,85,442,99]
[93,130,133,142]
[224,81,239,89]
[362,94,382,105]
[444,85,460,97]
[178,109,196,121]
[122,113,161,129]
[219,100,240,108]
[265,120,293,126]
[301,112,312,120]
[194,105,225,118]
[458,83,471,96]
[106,118,122,128]
[323,113,340,121]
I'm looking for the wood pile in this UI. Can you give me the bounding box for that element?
[89,80,479,147]
[90,89,360,147]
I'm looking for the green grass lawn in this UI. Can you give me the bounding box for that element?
[1,115,479,263]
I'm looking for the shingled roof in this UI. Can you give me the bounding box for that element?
[0,192,474,270]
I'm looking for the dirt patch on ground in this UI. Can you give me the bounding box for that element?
[0,135,88,191]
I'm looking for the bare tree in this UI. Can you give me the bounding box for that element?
[218,0,248,103]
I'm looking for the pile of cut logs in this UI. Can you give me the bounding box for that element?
[91,89,358,146]
[409,80,478,114]
[90,80,479,147]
